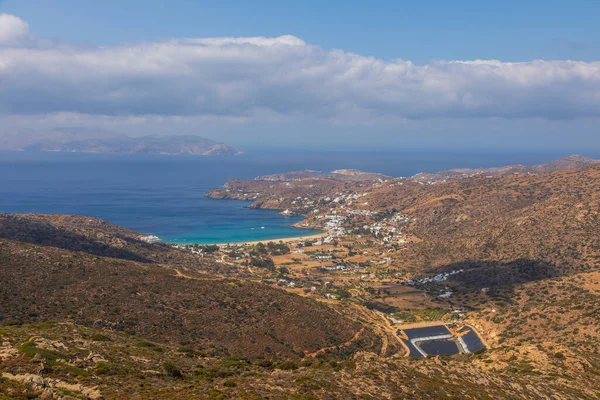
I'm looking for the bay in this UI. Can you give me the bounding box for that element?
[0,149,578,244]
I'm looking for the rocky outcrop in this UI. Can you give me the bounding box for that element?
[2,373,103,399]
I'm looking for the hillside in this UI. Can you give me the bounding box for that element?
[0,130,242,156]
[366,163,600,280]
[3,319,598,400]
[0,216,378,361]
[409,154,600,184]
[199,160,600,398]
[208,158,600,281]
[253,169,390,183]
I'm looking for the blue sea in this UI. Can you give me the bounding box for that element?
[0,149,588,244]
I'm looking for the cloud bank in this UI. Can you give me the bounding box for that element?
[0,13,599,122]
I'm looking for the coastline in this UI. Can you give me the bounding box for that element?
[164,209,325,246]
[215,231,328,246]
[166,228,326,247]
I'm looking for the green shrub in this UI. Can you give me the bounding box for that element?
[255,360,273,368]
[135,340,163,352]
[96,361,128,376]
[274,360,299,371]
[220,357,249,369]
[89,333,112,342]
[59,365,89,377]
[554,352,566,360]
[18,341,69,361]
[163,361,183,378]
[177,345,196,354]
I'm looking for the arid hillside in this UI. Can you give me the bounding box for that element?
[1,309,598,400]
[0,217,380,361]
[368,164,600,280]
[209,161,600,283]
[409,154,600,184]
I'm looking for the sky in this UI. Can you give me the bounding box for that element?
[0,0,599,152]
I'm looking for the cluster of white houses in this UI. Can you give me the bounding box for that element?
[405,269,465,286]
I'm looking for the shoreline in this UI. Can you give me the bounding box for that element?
[167,230,328,247]
[215,231,328,246]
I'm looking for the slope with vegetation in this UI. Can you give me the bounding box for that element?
[0,216,378,362]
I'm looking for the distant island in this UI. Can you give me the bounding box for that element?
[0,129,242,156]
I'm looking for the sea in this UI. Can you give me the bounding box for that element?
[0,149,588,244]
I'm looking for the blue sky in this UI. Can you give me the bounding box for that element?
[3,0,599,63]
[0,0,599,152]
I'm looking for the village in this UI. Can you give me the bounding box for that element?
[166,168,495,357]
[172,196,482,352]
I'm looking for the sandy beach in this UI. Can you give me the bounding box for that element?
[216,231,327,246]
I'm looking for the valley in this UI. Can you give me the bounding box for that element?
[1,156,599,398]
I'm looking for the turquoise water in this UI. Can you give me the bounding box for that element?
[163,199,322,244]
[0,149,582,244]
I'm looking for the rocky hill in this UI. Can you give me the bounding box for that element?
[409,154,599,184]
[4,317,597,400]
[366,163,600,280]
[0,130,242,156]
[0,215,378,361]
[198,158,600,398]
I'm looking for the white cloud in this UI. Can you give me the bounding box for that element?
[0,13,29,45]
[0,13,599,122]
